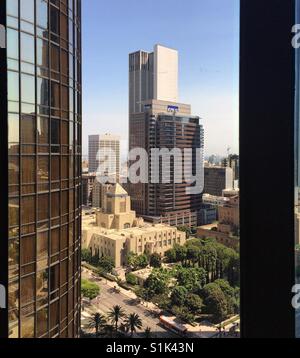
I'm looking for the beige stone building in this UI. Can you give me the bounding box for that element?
[197,195,240,250]
[82,184,186,268]
[218,195,239,229]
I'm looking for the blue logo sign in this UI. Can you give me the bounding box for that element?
[167,105,179,112]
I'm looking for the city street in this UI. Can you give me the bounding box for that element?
[81,270,179,338]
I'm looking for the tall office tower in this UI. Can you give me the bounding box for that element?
[129,44,178,115]
[129,45,202,227]
[0,0,82,338]
[88,134,120,182]
[88,135,101,173]
[223,154,239,182]
[99,134,120,183]
[129,100,204,227]
[82,173,96,207]
[129,50,154,114]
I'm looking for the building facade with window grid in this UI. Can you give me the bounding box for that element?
[0,0,82,338]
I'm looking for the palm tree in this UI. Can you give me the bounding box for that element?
[88,312,106,336]
[125,313,143,337]
[108,305,126,333]
[144,327,152,339]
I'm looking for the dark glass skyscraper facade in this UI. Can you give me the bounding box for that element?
[0,0,82,338]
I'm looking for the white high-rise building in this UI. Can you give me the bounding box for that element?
[88,134,120,182]
[153,44,178,103]
[129,44,179,114]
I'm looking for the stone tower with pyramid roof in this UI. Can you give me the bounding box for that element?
[96,184,143,230]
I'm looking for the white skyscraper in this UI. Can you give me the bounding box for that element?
[129,44,179,114]
[89,134,120,182]
[153,44,179,103]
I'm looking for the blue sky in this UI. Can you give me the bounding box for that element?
[82,0,239,158]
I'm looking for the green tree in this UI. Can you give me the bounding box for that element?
[214,279,235,298]
[186,238,203,248]
[126,272,138,286]
[150,253,162,268]
[202,283,228,323]
[173,306,195,324]
[91,254,100,266]
[186,246,200,266]
[174,245,187,264]
[81,279,100,300]
[127,252,139,270]
[198,243,217,282]
[227,252,240,287]
[171,286,188,306]
[176,267,206,292]
[177,226,191,239]
[144,269,170,298]
[82,248,92,263]
[214,244,232,279]
[214,279,239,315]
[135,287,152,305]
[108,305,126,333]
[125,313,143,337]
[165,248,177,263]
[99,256,115,273]
[87,312,106,336]
[137,254,149,269]
[151,293,171,310]
[127,252,148,270]
[185,293,203,315]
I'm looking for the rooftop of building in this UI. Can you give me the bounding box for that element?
[129,44,178,56]
[82,213,180,241]
[106,183,128,196]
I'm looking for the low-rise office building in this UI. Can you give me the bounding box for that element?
[198,204,217,225]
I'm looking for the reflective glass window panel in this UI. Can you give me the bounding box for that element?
[21,115,35,144]
[20,235,36,266]
[37,117,49,144]
[36,0,48,29]
[8,71,19,102]
[21,33,35,64]
[7,0,19,17]
[38,156,49,183]
[7,29,19,60]
[20,0,35,23]
[21,196,36,224]
[21,75,35,104]
[37,39,49,68]
[22,157,35,184]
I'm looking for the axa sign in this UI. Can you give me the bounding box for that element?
[0,284,6,309]
[0,24,6,49]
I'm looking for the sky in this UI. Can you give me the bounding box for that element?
[82,0,240,158]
